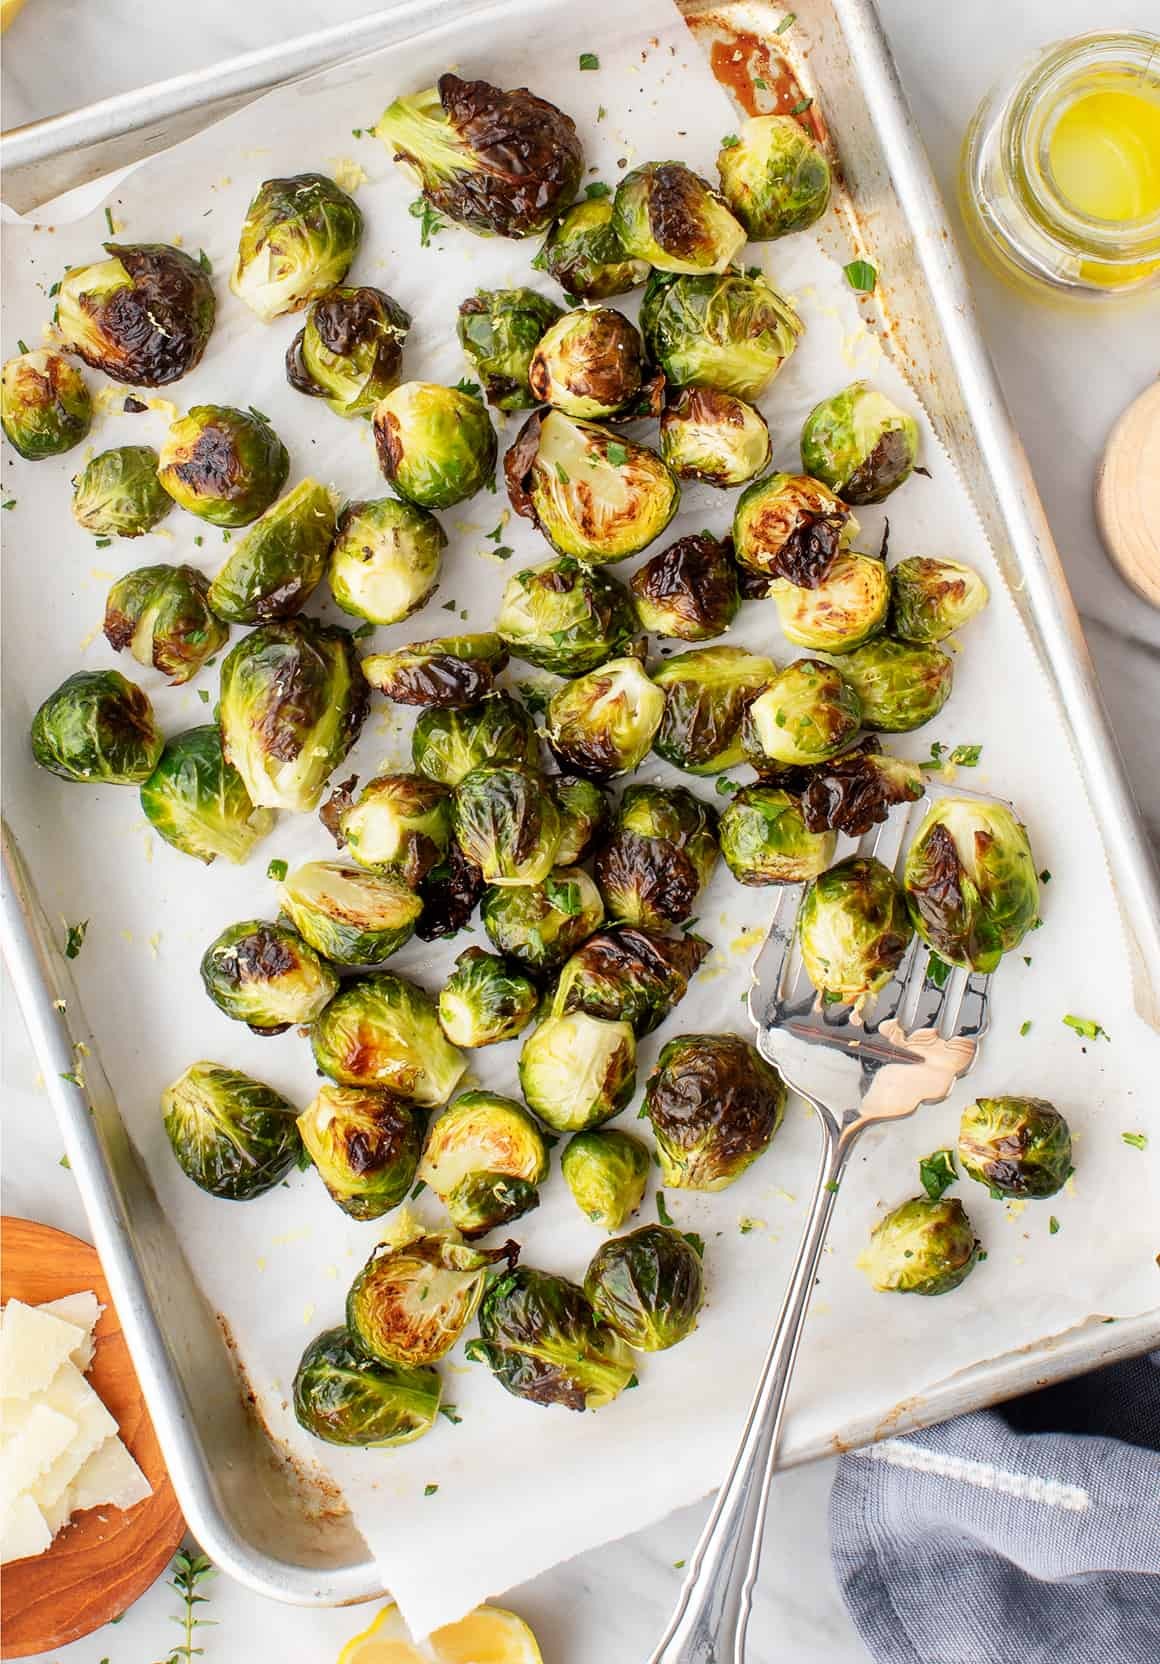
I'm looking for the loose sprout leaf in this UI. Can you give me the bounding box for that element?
[585,182,612,199]
[843,259,877,292]
[776,12,796,31]
[579,52,600,70]
[950,744,982,766]
[1121,1131,1148,1150]
[266,859,289,882]
[1062,1014,1108,1042]
[1049,1216,1060,1234]
[248,405,270,424]
[656,1190,674,1226]
[926,951,951,988]
[351,621,375,639]
[63,920,89,960]
[918,1147,957,1201]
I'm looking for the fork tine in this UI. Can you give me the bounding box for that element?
[747,882,804,1028]
[863,805,910,872]
[942,969,991,1040]
[865,931,921,1028]
[898,946,951,1034]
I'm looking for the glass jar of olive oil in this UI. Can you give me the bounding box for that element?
[960,32,1160,299]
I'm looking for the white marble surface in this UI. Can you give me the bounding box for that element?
[3,1,1158,1661]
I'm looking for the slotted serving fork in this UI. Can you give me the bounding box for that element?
[648,789,993,1664]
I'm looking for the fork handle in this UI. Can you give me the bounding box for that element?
[646,1104,855,1664]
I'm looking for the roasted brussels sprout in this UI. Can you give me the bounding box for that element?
[769,553,890,654]
[779,739,925,837]
[496,557,638,676]
[219,618,368,812]
[72,445,171,536]
[533,197,650,300]
[328,497,445,625]
[481,867,604,974]
[903,797,1039,971]
[297,1083,423,1218]
[347,1232,519,1367]
[57,243,215,385]
[207,479,339,624]
[718,785,837,885]
[157,404,288,527]
[527,307,659,421]
[373,380,496,509]
[741,659,862,767]
[31,669,163,785]
[732,472,858,587]
[658,387,771,488]
[595,783,719,929]
[519,1011,636,1133]
[415,844,486,942]
[466,1266,635,1410]
[231,173,362,322]
[958,1097,1072,1199]
[162,1060,300,1201]
[277,862,421,966]
[293,1327,440,1447]
[801,382,919,504]
[631,533,741,642]
[419,1090,549,1236]
[456,287,562,410]
[640,268,802,401]
[889,556,989,644]
[1,348,91,459]
[652,645,775,774]
[140,726,274,865]
[362,633,508,708]
[585,1224,703,1351]
[328,772,452,886]
[717,113,831,239]
[553,923,708,1036]
[644,1033,786,1191]
[286,286,410,418]
[859,1196,980,1295]
[550,775,610,865]
[453,764,562,886]
[201,918,338,1034]
[373,74,583,239]
[104,563,227,684]
[798,855,913,1002]
[547,657,664,779]
[613,161,745,274]
[412,693,538,787]
[312,972,466,1104]
[437,947,539,1048]
[837,637,953,732]
[561,1129,650,1230]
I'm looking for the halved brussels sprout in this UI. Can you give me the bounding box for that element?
[837,638,953,732]
[958,1097,1072,1199]
[652,645,776,774]
[72,445,171,536]
[373,380,497,509]
[412,694,539,787]
[286,286,410,417]
[547,657,664,778]
[416,845,486,942]
[207,479,339,624]
[889,557,989,645]
[644,1033,786,1191]
[297,1083,423,1218]
[466,1266,635,1410]
[201,918,338,1034]
[277,862,421,966]
[785,739,925,836]
[231,173,362,322]
[329,497,444,625]
[158,405,288,527]
[456,287,563,411]
[859,1196,980,1295]
[505,409,679,566]
[527,307,659,421]
[612,161,746,275]
[31,669,163,785]
[57,243,215,384]
[347,1231,519,1367]
[293,1327,440,1447]
[553,923,708,1036]
[732,472,858,587]
[801,382,919,504]
[533,197,650,300]
[373,74,583,238]
[327,772,452,886]
[496,556,638,677]
[162,1061,300,1201]
[595,783,719,930]
[141,726,274,865]
[799,855,913,1002]
[519,1011,636,1133]
[742,659,862,767]
[311,972,466,1104]
[584,1224,703,1351]
[362,633,508,708]
[903,797,1039,971]
[631,533,741,641]
[640,268,802,401]
[717,113,831,239]
[718,785,837,885]
[419,1090,549,1236]
[481,866,604,973]
[453,764,561,886]
[769,553,890,654]
[437,947,539,1048]
[550,775,610,865]
[658,387,772,487]
[104,563,228,684]
[561,1129,651,1230]
[1,348,91,459]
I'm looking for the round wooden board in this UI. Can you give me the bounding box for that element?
[1095,378,1160,609]
[1,1217,186,1659]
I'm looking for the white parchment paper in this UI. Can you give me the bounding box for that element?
[3,0,1158,1636]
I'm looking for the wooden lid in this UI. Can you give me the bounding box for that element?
[1095,379,1160,608]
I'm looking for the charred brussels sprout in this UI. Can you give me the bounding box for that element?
[732,471,858,587]
[596,783,719,930]
[859,1196,980,1295]
[201,919,337,1034]
[453,764,561,885]
[769,553,890,654]
[640,268,802,401]
[161,1060,300,1201]
[742,659,862,767]
[561,1129,650,1230]
[631,533,741,642]
[466,1267,635,1410]
[519,1011,636,1133]
[329,772,452,886]
[328,497,444,625]
[297,1083,423,1218]
[718,786,837,886]
[412,694,538,787]
[527,307,659,421]
[362,633,508,708]
[56,243,215,385]
[659,387,771,487]
[2,348,91,459]
[801,382,919,504]
[613,161,745,275]
[157,404,288,527]
[547,657,664,778]
[889,556,989,644]
[585,1224,703,1351]
[416,844,486,942]
[347,1232,519,1367]
[456,287,562,410]
[717,113,831,239]
[277,862,421,965]
[533,197,650,300]
[903,797,1039,971]
[799,855,913,1002]
[104,563,227,684]
[373,381,496,509]
[72,445,171,536]
[219,618,368,812]
[481,867,604,973]
[553,924,708,1036]
[31,670,163,785]
[837,637,953,732]
[652,645,775,774]
[373,73,583,239]
[437,947,539,1048]
[496,556,638,676]
[140,726,274,865]
[231,173,362,322]
[419,1090,548,1236]
[293,1327,440,1447]
[958,1097,1072,1200]
[311,973,466,1104]
[208,479,339,623]
[780,739,925,837]
[551,775,610,865]
[286,286,410,418]
[644,1033,786,1191]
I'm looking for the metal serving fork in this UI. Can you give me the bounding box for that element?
[647,792,992,1664]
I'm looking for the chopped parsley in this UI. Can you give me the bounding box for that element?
[48,279,61,297]
[94,536,112,549]
[790,96,814,116]
[248,405,270,424]
[60,1070,84,1088]
[597,105,607,121]
[1049,1216,1060,1235]
[423,1483,439,1497]
[198,248,211,273]
[585,181,612,199]
[579,52,600,71]
[64,920,88,960]
[197,688,210,704]
[545,875,583,916]
[950,743,982,766]
[16,339,29,355]
[411,1178,427,1199]
[517,682,550,714]
[409,196,446,247]
[1062,1014,1108,1042]
[351,620,375,639]
[1039,868,1052,884]
[605,440,629,466]
[776,11,797,32]
[490,544,514,560]
[1019,1020,1032,1037]
[720,133,741,149]
[926,951,951,988]
[656,1191,674,1227]
[453,378,481,399]
[918,1148,957,1201]
[1121,1131,1148,1151]
[438,1404,462,1425]
[104,206,116,236]
[843,258,877,293]
[1,499,15,511]
[715,777,740,797]
[555,461,570,483]
[59,1153,71,1170]
[266,859,288,883]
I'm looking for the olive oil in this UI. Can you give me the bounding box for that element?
[1047,82,1160,223]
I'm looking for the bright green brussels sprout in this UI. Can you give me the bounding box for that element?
[631,533,741,642]
[718,785,837,886]
[496,556,638,677]
[362,633,508,709]
[836,637,953,732]
[547,657,664,778]
[595,783,719,930]
[658,387,772,487]
[201,918,338,1034]
[328,496,445,625]
[328,772,452,886]
[104,563,228,684]
[505,409,679,566]
[652,645,776,774]
[859,1196,980,1295]
[312,972,466,1104]
[31,669,163,785]
[219,618,368,812]
[889,557,989,644]
[297,1083,423,1218]
[56,243,215,385]
[903,797,1039,971]
[481,867,604,973]
[612,161,746,274]
[347,1231,519,1367]
[140,726,274,865]
[373,380,497,509]
[277,861,421,966]
[453,764,562,886]
[640,268,802,401]
[373,74,583,239]
[157,404,288,527]
[801,382,919,504]
[533,197,650,300]
[71,444,171,536]
[412,693,538,787]
[550,775,610,866]
[768,552,890,655]
[456,287,563,411]
[732,471,858,586]
[553,923,709,1036]
[437,947,539,1048]
[742,659,862,767]
[799,855,914,1002]
[207,479,339,623]
[293,1326,440,1447]
[958,1097,1072,1199]
[644,1033,786,1191]
[162,1060,301,1201]
[527,307,659,421]
[1,348,91,459]
[584,1223,704,1351]
[717,113,831,239]
[231,173,362,322]
[561,1129,650,1230]
[419,1089,549,1236]
[465,1266,635,1410]
[519,1011,636,1133]
[286,286,410,418]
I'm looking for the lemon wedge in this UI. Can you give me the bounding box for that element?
[338,1601,543,1664]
